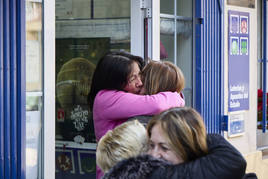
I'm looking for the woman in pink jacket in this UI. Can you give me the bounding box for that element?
[88,51,185,178]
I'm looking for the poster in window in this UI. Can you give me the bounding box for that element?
[55,149,75,173]
[56,38,110,143]
[77,150,96,174]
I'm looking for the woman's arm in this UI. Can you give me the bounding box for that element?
[94,90,185,121]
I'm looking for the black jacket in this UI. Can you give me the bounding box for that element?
[102,134,247,179]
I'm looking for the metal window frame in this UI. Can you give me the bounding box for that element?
[145,0,160,60]
[43,0,55,178]
[17,0,26,178]
[0,0,26,178]
[131,0,146,57]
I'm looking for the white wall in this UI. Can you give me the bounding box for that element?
[224,2,258,154]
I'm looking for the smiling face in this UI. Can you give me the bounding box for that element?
[148,123,183,164]
[123,62,143,94]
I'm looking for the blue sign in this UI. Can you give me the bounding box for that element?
[228,113,245,137]
[228,11,250,112]
[230,119,244,135]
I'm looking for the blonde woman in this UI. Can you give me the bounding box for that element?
[103,107,246,179]
[96,120,148,173]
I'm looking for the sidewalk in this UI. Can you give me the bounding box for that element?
[244,150,268,179]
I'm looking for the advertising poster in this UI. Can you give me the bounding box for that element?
[56,38,110,143]
[228,11,250,112]
[56,148,96,179]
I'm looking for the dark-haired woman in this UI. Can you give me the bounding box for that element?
[88,51,185,179]
[88,51,184,141]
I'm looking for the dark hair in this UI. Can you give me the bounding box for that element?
[88,51,144,110]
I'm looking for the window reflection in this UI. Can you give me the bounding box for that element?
[160,0,174,14]
[160,0,193,106]
[26,1,43,179]
[26,1,42,92]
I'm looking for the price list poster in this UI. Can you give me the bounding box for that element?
[228,11,250,112]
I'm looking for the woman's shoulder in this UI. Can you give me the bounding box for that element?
[95,89,136,99]
[96,89,118,96]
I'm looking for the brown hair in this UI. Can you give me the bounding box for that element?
[141,61,185,95]
[147,107,208,162]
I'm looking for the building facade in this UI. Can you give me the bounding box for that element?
[0,0,268,178]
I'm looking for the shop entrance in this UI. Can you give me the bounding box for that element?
[55,0,139,178]
[54,0,194,178]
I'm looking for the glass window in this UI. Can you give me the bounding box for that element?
[55,0,131,178]
[160,0,193,106]
[176,18,193,106]
[94,0,130,18]
[177,0,192,17]
[160,18,174,62]
[160,0,174,14]
[227,0,255,8]
[25,0,43,178]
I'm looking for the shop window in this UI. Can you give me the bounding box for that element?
[160,0,193,106]
[55,0,131,178]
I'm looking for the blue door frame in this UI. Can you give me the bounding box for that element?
[0,0,26,179]
[195,0,224,133]
[261,0,268,133]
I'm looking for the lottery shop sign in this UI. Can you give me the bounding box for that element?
[228,11,250,112]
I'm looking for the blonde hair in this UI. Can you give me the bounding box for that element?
[96,120,148,173]
[141,61,185,95]
[147,107,208,162]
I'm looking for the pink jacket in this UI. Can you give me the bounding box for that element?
[94,90,185,179]
[93,90,185,141]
